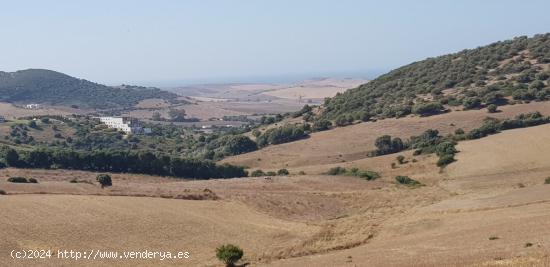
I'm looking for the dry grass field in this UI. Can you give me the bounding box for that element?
[222,101,550,170]
[0,102,86,119]
[1,123,550,266]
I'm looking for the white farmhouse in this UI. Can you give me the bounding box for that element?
[99,117,143,134]
[25,104,41,109]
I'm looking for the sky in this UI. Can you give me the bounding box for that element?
[1,0,549,86]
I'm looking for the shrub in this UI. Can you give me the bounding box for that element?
[7,177,28,183]
[412,102,445,116]
[312,119,332,132]
[488,236,499,240]
[28,178,38,183]
[96,174,112,188]
[454,128,465,135]
[487,104,498,113]
[0,189,5,195]
[395,176,422,186]
[437,154,455,167]
[298,171,306,175]
[216,244,243,267]
[374,135,405,155]
[265,171,277,176]
[358,170,380,180]
[463,97,482,109]
[435,142,457,157]
[545,177,550,184]
[250,170,265,177]
[277,169,289,176]
[396,155,405,164]
[326,166,347,175]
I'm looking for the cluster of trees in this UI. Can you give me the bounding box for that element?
[256,124,309,147]
[369,111,550,167]
[320,34,550,124]
[372,129,458,167]
[461,112,550,140]
[250,168,289,177]
[0,147,247,179]
[325,167,380,180]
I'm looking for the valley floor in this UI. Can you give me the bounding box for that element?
[2,124,550,266]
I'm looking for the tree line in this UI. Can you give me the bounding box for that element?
[0,147,247,179]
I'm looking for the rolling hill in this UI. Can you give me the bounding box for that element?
[0,69,178,109]
[320,33,550,121]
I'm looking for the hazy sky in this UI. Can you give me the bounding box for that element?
[1,0,549,86]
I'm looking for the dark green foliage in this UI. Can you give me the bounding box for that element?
[437,154,456,167]
[250,170,265,177]
[96,174,112,188]
[395,176,422,186]
[413,102,445,116]
[396,155,406,164]
[326,167,380,180]
[544,177,550,184]
[28,120,38,129]
[321,34,550,123]
[462,97,482,110]
[0,146,247,179]
[487,104,498,113]
[168,109,187,122]
[265,171,277,176]
[219,135,257,156]
[7,177,28,183]
[436,142,458,157]
[293,105,313,118]
[216,244,243,267]
[374,135,405,155]
[454,128,465,135]
[335,114,354,126]
[277,169,289,176]
[28,178,38,183]
[312,119,332,132]
[0,69,179,108]
[326,166,347,175]
[256,124,309,147]
[466,112,550,140]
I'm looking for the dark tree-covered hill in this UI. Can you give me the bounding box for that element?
[0,69,179,109]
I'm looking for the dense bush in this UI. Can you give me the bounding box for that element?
[216,244,243,267]
[219,135,257,156]
[312,119,332,132]
[256,124,309,147]
[326,166,347,175]
[413,102,445,116]
[0,189,6,195]
[250,170,265,177]
[326,167,380,180]
[487,104,498,113]
[96,174,112,188]
[373,135,405,155]
[395,176,422,186]
[437,154,456,167]
[28,178,38,183]
[277,169,289,176]
[396,155,406,164]
[7,177,28,183]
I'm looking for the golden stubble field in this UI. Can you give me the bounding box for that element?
[1,117,550,266]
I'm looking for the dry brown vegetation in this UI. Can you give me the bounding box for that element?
[2,102,550,266]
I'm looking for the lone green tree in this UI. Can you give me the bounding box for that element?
[216,244,243,267]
